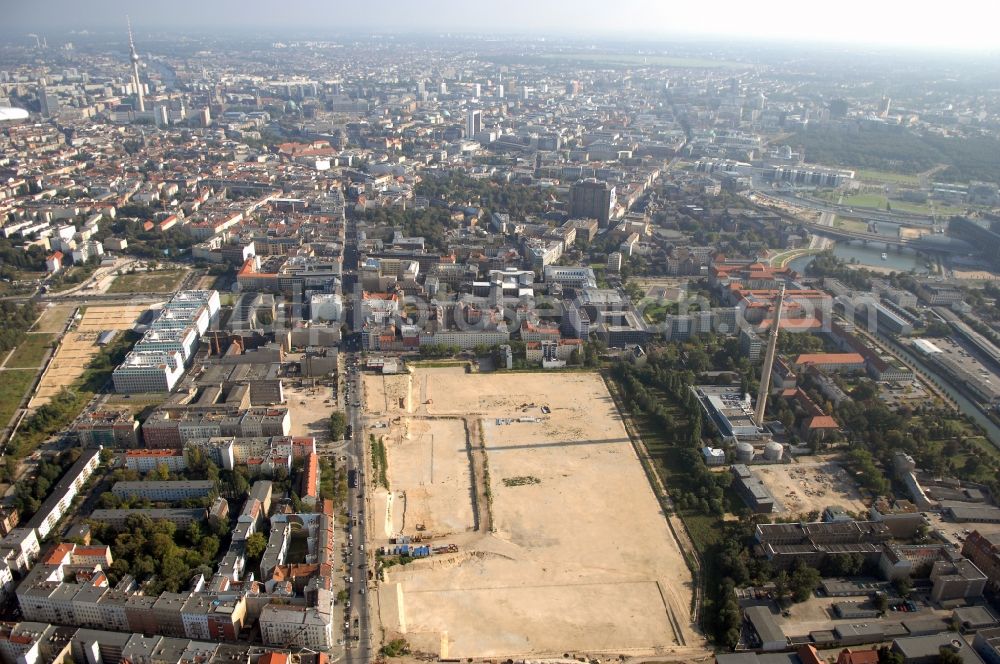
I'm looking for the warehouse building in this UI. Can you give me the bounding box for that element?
[731,464,775,513]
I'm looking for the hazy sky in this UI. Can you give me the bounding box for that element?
[6,0,1000,53]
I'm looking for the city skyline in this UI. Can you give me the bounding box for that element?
[4,0,1000,53]
[4,2,1000,661]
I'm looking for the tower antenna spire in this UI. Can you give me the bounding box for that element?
[126,16,145,113]
[127,15,136,53]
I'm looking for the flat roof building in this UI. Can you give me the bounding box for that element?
[745,605,786,651]
[731,464,776,513]
[693,385,761,440]
[111,481,215,502]
[88,508,207,530]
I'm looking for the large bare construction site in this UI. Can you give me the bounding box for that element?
[365,367,703,659]
[754,459,867,516]
[30,304,146,407]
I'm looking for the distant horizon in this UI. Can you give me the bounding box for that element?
[2,28,1000,65]
[4,0,1000,55]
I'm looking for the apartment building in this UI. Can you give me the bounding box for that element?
[123,449,187,474]
[87,509,207,530]
[72,410,139,448]
[111,481,215,502]
[963,531,1000,590]
[259,604,332,650]
[141,407,290,449]
[23,448,101,540]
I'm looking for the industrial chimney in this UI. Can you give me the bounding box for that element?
[753,285,785,428]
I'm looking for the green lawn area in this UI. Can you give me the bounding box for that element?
[833,217,870,233]
[838,192,961,217]
[854,169,921,186]
[642,302,670,324]
[893,199,968,216]
[772,248,822,268]
[5,333,56,369]
[843,193,891,210]
[3,332,138,478]
[0,370,35,427]
[108,269,188,294]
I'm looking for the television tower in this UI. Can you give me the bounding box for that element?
[753,285,785,428]
[127,16,145,112]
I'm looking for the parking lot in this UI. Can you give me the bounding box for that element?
[925,510,1000,546]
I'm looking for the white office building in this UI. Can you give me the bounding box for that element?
[112,350,185,393]
[543,266,597,289]
[466,108,482,139]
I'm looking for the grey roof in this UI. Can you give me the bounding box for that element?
[835,623,886,639]
[954,606,998,627]
[745,605,785,645]
[944,502,1000,522]
[716,655,762,664]
[113,480,215,492]
[893,633,985,664]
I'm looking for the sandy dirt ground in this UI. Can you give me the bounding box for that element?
[952,269,1000,281]
[755,458,867,516]
[30,304,147,407]
[379,417,475,537]
[31,304,75,333]
[283,381,337,440]
[898,227,931,240]
[74,304,149,332]
[367,368,704,659]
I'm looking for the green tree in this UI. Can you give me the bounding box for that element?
[790,564,821,602]
[199,535,220,560]
[329,411,348,440]
[874,593,889,613]
[773,571,790,603]
[380,639,410,657]
[245,532,267,560]
[878,646,904,664]
[938,647,964,664]
[185,522,203,546]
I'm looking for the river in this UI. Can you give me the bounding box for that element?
[787,238,998,446]
[789,241,932,274]
[876,333,1000,449]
